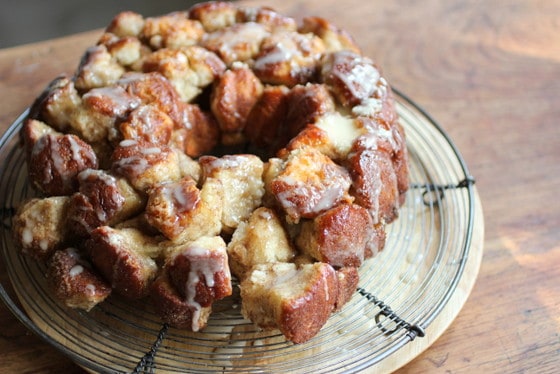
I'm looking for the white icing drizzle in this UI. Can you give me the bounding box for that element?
[83,86,140,115]
[352,98,383,116]
[312,185,344,213]
[69,265,84,277]
[119,139,138,147]
[206,22,268,61]
[338,62,379,100]
[254,42,297,70]
[85,284,97,296]
[175,244,226,331]
[21,228,33,245]
[140,146,162,155]
[114,156,150,176]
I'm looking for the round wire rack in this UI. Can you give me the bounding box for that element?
[0,90,479,374]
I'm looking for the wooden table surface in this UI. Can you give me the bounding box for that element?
[1,0,558,373]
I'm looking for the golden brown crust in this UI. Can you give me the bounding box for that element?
[28,133,98,196]
[227,207,296,280]
[140,12,205,49]
[74,45,125,92]
[188,1,238,32]
[142,46,226,102]
[240,262,338,344]
[85,226,159,299]
[116,72,185,128]
[269,147,353,223]
[46,248,112,311]
[67,169,145,237]
[12,197,70,261]
[151,236,231,330]
[346,138,400,224]
[253,31,325,87]
[117,104,174,145]
[244,85,289,151]
[201,22,269,66]
[144,176,201,240]
[299,16,361,54]
[210,66,263,142]
[20,118,59,157]
[150,271,212,331]
[237,6,297,32]
[106,11,145,38]
[333,266,359,311]
[321,50,382,108]
[166,236,232,306]
[97,32,144,67]
[111,140,182,191]
[296,203,372,267]
[199,154,264,232]
[284,83,336,138]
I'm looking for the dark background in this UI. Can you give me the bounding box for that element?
[1,0,203,48]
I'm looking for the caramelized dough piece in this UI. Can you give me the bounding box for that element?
[106,11,145,38]
[355,117,409,205]
[86,226,160,299]
[201,22,270,66]
[172,103,221,158]
[346,138,400,224]
[97,32,144,67]
[269,146,352,223]
[67,169,145,237]
[28,75,82,133]
[142,46,226,102]
[47,248,112,311]
[20,118,59,157]
[28,133,98,196]
[333,266,359,311]
[12,197,70,261]
[244,85,289,150]
[199,155,264,233]
[253,31,325,87]
[166,236,232,307]
[140,12,205,49]
[116,72,186,129]
[150,271,212,331]
[296,203,372,267]
[74,45,125,91]
[299,17,361,54]
[145,176,201,240]
[117,104,174,145]
[227,207,296,280]
[237,6,297,32]
[321,50,384,108]
[148,177,223,244]
[78,85,142,143]
[111,140,182,191]
[240,262,338,344]
[280,125,336,160]
[283,83,336,139]
[188,1,238,32]
[350,77,397,128]
[152,236,231,331]
[210,66,263,143]
[365,222,387,259]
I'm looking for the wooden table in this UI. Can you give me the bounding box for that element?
[1,0,558,372]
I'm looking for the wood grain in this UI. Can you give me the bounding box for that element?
[0,0,559,373]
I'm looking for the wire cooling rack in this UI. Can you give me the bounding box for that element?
[0,90,479,373]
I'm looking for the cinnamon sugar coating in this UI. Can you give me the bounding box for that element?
[13,1,409,344]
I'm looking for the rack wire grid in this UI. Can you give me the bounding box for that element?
[0,89,477,374]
